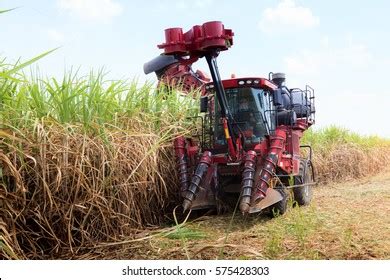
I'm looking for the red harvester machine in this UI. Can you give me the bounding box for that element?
[144,21,316,216]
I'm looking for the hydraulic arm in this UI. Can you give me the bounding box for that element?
[205,53,237,159]
[157,21,238,159]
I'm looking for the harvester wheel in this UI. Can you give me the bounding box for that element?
[293,160,314,206]
[269,187,288,217]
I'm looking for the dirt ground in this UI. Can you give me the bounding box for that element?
[88,171,390,260]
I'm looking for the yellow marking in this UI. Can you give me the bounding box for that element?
[224,128,230,139]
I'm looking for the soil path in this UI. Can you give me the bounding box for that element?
[107,172,390,259]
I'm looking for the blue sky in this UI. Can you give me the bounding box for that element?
[1,0,389,137]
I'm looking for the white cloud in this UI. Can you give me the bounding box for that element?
[47,28,65,43]
[284,38,373,78]
[259,0,319,33]
[58,0,123,22]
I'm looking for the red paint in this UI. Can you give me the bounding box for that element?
[158,21,233,55]
[206,78,278,91]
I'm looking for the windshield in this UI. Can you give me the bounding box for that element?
[214,87,272,146]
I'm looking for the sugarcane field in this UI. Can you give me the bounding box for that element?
[1,2,389,278]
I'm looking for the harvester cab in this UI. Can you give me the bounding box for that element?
[144,21,316,216]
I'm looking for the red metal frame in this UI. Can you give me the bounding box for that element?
[210,78,278,91]
[161,21,314,214]
[158,21,233,55]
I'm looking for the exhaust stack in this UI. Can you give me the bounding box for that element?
[272,72,286,88]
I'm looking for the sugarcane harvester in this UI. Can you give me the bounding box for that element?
[144,21,316,215]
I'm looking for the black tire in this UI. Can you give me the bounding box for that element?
[293,160,314,206]
[269,188,288,217]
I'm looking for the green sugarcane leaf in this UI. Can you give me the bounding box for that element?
[5,48,60,76]
[0,7,17,14]
[0,72,24,82]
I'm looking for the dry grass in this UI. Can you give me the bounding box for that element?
[112,171,390,260]
[0,64,200,259]
[2,123,389,259]
[312,144,390,183]
[0,120,181,259]
[302,127,390,183]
